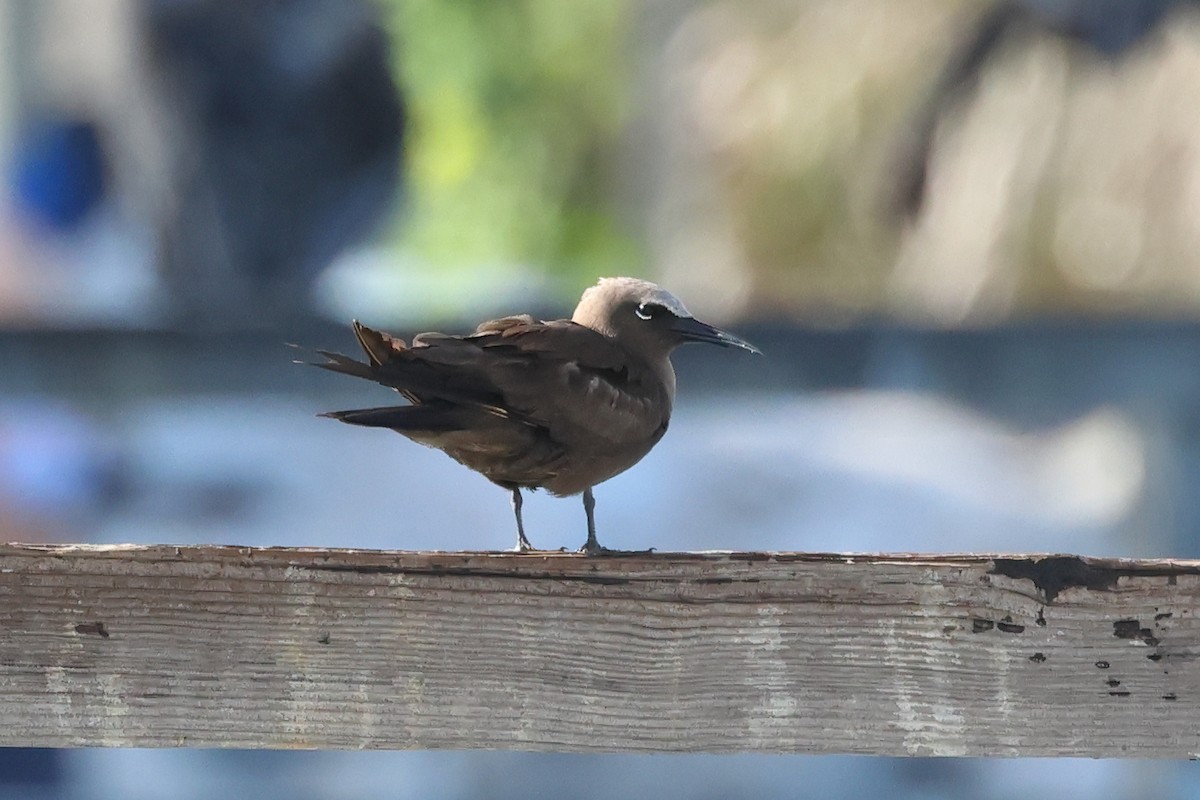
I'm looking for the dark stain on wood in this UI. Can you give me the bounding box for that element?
[1109,690,1131,698]
[1096,660,1111,669]
[968,616,1027,634]
[1113,619,1159,647]
[989,556,1200,603]
[73,621,109,638]
[1028,652,1046,663]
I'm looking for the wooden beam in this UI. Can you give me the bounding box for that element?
[0,544,1197,756]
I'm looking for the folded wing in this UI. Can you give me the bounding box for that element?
[317,319,667,438]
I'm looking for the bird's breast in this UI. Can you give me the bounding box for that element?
[541,414,669,497]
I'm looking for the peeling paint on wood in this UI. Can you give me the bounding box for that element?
[0,544,1197,756]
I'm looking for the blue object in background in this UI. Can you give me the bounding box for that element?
[10,117,107,231]
[1020,0,1188,56]
[0,749,64,799]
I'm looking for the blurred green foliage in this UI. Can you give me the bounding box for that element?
[380,0,641,286]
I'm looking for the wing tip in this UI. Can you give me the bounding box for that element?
[351,320,408,366]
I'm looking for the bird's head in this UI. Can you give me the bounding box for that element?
[572,277,760,358]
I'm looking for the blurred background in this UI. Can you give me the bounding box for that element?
[3,0,1200,797]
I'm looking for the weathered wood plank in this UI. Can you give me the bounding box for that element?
[0,544,1197,755]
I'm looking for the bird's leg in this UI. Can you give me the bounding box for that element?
[511,487,534,552]
[580,487,604,555]
[580,487,656,556]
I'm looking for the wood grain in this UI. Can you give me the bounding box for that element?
[0,544,1197,755]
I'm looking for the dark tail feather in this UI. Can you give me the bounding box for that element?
[304,349,376,382]
[319,404,467,432]
[302,322,499,409]
[293,320,407,379]
[353,320,405,367]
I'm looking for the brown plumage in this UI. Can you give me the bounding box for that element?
[310,277,759,553]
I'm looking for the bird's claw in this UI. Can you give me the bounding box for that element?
[579,543,656,557]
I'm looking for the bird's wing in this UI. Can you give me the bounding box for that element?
[320,320,670,445]
[353,321,407,366]
[313,326,506,412]
[472,314,536,335]
[466,319,671,445]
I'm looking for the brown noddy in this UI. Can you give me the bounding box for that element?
[309,276,759,553]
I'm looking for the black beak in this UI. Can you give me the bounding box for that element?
[671,316,761,354]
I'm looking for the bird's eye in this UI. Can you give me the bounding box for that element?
[635,303,660,321]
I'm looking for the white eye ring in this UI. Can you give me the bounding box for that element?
[635,304,653,321]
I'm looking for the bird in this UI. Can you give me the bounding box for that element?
[308,276,760,553]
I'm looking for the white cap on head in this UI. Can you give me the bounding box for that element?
[575,277,693,322]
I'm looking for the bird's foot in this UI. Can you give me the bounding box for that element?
[579,542,656,557]
[513,539,537,553]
